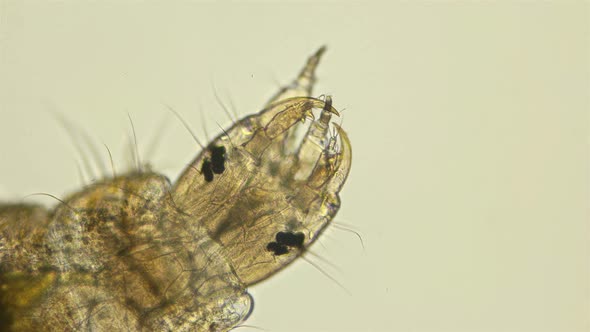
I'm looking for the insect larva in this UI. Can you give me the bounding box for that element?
[0,47,351,331]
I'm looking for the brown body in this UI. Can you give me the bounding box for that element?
[0,47,351,331]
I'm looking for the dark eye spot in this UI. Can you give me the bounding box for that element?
[209,145,226,175]
[200,145,226,182]
[201,159,214,182]
[275,231,305,248]
[266,231,305,256]
[266,242,289,256]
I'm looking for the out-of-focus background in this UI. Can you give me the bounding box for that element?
[1,2,588,332]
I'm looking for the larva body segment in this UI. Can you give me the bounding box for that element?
[1,174,253,331]
[0,47,351,331]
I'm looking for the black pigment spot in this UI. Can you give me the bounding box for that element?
[201,159,214,182]
[200,145,226,182]
[266,231,305,256]
[276,231,305,248]
[266,242,289,256]
[209,145,226,175]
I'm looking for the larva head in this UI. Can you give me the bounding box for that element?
[172,96,351,285]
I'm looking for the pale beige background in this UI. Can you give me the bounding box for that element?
[0,1,588,332]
